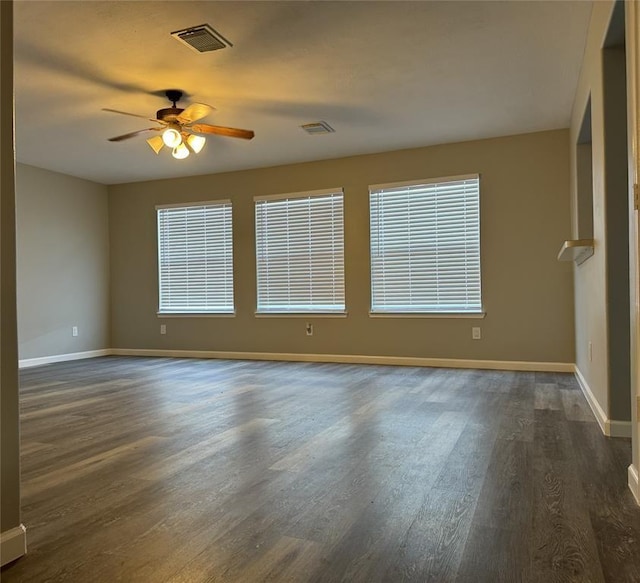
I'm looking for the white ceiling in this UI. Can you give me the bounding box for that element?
[13,1,592,185]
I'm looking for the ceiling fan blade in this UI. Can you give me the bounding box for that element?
[108,127,162,142]
[190,123,255,140]
[102,108,156,121]
[177,103,214,124]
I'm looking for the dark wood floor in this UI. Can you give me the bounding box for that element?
[2,357,640,582]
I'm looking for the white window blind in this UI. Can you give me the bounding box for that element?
[157,201,234,313]
[255,189,345,313]
[369,175,481,313]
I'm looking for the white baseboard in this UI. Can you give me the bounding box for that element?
[629,465,640,505]
[609,420,633,438]
[19,349,111,369]
[0,524,26,567]
[574,366,609,434]
[16,345,574,374]
[574,366,632,437]
[110,348,573,372]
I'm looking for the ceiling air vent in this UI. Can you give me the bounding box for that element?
[300,121,335,135]
[171,24,232,53]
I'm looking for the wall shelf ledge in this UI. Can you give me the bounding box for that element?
[557,239,594,265]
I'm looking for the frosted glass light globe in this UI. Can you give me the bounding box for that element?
[187,134,206,154]
[162,127,182,148]
[172,143,190,159]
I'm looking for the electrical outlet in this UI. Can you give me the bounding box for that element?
[588,341,593,362]
[160,324,167,335]
[72,326,78,337]
[472,327,481,340]
[305,323,313,336]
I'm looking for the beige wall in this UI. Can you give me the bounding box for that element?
[1,0,21,545]
[16,164,110,360]
[570,0,632,426]
[110,129,574,364]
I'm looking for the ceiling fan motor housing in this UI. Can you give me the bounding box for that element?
[156,107,184,123]
[157,89,185,122]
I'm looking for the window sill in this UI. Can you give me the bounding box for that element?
[255,311,348,318]
[369,311,486,319]
[157,312,236,318]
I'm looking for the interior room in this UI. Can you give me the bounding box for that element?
[2,0,640,581]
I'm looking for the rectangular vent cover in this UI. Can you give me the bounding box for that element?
[171,24,232,53]
[300,121,335,135]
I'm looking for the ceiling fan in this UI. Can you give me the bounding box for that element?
[103,89,255,160]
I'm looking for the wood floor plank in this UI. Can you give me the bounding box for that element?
[534,409,574,461]
[20,396,107,420]
[560,388,599,423]
[470,438,533,530]
[383,487,478,582]
[225,535,324,583]
[22,435,166,499]
[132,417,279,482]
[534,383,564,410]
[528,456,606,583]
[455,524,530,583]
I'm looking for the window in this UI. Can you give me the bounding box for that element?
[255,189,345,313]
[157,201,234,314]
[369,174,481,314]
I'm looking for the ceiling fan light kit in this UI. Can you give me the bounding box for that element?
[104,90,254,161]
